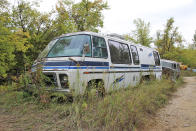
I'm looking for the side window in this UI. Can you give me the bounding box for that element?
[130,45,140,65]
[108,40,131,64]
[92,36,108,58]
[161,61,166,67]
[169,63,172,68]
[173,63,176,69]
[153,51,160,66]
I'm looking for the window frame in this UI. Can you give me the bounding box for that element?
[108,39,132,64]
[130,45,140,65]
[91,35,108,59]
[153,51,161,66]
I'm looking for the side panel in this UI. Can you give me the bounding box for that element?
[106,39,141,92]
[136,45,162,79]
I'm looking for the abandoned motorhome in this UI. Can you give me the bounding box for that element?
[32,32,162,95]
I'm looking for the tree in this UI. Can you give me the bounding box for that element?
[71,0,108,32]
[0,0,14,79]
[53,0,77,36]
[0,0,31,79]
[0,0,53,80]
[54,0,109,34]
[125,18,152,47]
[193,31,196,44]
[191,30,196,49]
[177,49,196,67]
[0,15,15,78]
[12,0,54,65]
[154,17,183,57]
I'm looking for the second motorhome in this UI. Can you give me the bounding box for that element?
[161,59,180,80]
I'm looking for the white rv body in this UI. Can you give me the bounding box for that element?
[32,32,162,95]
[136,44,162,78]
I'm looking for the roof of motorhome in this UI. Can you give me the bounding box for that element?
[59,31,104,37]
[60,31,126,41]
[136,44,156,50]
[58,31,157,51]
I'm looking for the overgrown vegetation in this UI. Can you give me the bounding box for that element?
[181,70,196,77]
[0,76,183,130]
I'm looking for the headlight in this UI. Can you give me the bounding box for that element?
[59,74,69,89]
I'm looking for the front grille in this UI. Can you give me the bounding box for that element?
[44,73,57,87]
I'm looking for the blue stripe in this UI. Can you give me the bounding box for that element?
[110,66,140,69]
[43,66,109,70]
[141,67,161,69]
[43,61,109,67]
[43,66,161,70]
[33,62,158,68]
[43,66,141,70]
[141,64,161,70]
[141,64,156,68]
[33,62,161,70]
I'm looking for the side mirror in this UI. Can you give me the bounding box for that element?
[83,43,90,54]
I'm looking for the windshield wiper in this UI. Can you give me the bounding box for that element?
[68,57,77,63]
[68,57,86,66]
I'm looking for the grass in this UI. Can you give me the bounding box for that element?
[0,77,184,130]
[181,70,196,77]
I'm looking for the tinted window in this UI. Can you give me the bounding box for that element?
[153,51,160,66]
[92,36,108,58]
[47,35,91,57]
[173,63,176,69]
[108,40,131,64]
[130,45,140,65]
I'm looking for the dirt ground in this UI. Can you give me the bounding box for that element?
[147,77,196,131]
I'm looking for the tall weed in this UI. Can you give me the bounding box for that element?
[0,73,184,130]
[53,78,183,130]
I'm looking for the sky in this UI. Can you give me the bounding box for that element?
[9,0,196,46]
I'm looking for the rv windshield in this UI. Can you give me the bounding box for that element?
[47,35,91,57]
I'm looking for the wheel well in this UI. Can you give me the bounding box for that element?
[142,75,150,81]
[87,79,105,91]
[84,79,106,97]
[87,79,104,86]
